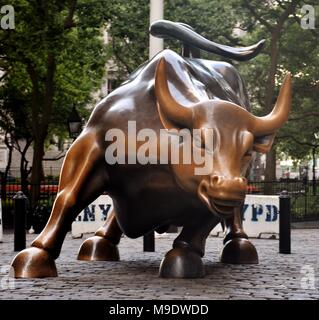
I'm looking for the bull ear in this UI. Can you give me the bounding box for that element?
[253,134,276,153]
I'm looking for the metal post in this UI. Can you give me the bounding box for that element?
[305,177,308,217]
[143,231,155,252]
[313,147,316,195]
[149,0,164,59]
[143,0,164,253]
[13,191,27,251]
[279,190,291,254]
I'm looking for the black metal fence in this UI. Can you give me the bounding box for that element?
[1,178,59,231]
[248,180,319,222]
[1,178,319,230]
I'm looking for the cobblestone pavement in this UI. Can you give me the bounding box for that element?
[0,229,318,300]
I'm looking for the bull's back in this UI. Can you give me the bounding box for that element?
[87,49,249,131]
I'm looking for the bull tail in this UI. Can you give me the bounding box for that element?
[150,20,265,61]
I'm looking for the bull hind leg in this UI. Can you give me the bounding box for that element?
[77,210,122,261]
[159,214,220,278]
[11,130,109,278]
[220,206,258,264]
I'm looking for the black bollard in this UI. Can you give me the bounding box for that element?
[13,191,27,251]
[279,190,291,254]
[143,231,155,252]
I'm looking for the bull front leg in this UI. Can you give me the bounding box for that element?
[77,210,122,261]
[159,214,220,278]
[220,206,258,264]
[10,130,109,278]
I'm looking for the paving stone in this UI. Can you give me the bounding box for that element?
[0,229,319,299]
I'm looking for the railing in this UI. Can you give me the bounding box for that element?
[248,180,319,222]
[1,178,319,230]
[0,178,59,230]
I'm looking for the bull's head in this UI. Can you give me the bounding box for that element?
[155,58,291,217]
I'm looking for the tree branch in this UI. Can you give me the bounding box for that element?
[112,37,132,75]
[0,72,7,82]
[64,0,77,29]
[43,151,66,161]
[26,62,41,139]
[243,0,274,32]
[275,0,298,32]
[278,134,319,148]
[289,113,319,121]
[42,53,56,131]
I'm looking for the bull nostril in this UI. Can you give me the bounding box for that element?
[210,175,220,185]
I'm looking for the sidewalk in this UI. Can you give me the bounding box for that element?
[0,229,318,300]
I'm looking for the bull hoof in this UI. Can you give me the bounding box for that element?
[220,238,258,264]
[77,236,119,261]
[11,247,57,278]
[159,247,205,278]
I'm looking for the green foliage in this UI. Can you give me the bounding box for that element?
[213,0,319,162]
[0,0,109,143]
[102,0,150,81]
[102,0,241,81]
[1,0,318,168]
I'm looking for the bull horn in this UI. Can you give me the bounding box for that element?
[252,73,292,136]
[155,58,193,128]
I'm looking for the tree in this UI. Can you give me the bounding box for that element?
[101,0,150,82]
[0,0,108,208]
[0,82,33,196]
[232,0,318,184]
[0,80,33,227]
[236,1,304,182]
[276,8,319,162]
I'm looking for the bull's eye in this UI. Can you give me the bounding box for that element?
[244,150,253,158]
[242,132,254,160]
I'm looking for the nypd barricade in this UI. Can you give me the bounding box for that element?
[71,195,113,238]
[212,195,279,238]
[72,194,279,239]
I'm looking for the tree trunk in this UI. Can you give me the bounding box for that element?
[19,139,32,196]
[0,135,13,201]
[264,147,277,195]
[28,54,55,210]
[264,31,280,183]
[0,133,13,228]
[263,1,298,183]
[30,137,45,210]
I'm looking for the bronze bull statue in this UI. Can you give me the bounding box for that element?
[11,21,291,278]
